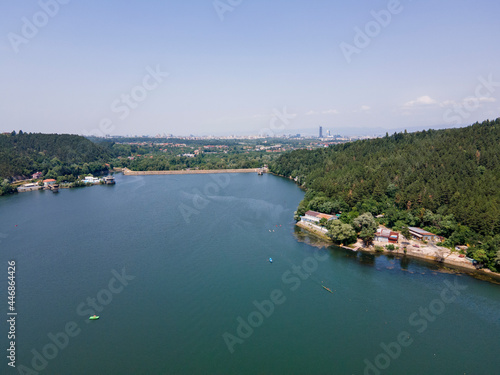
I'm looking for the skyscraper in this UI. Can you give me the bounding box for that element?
[319,126,323,138]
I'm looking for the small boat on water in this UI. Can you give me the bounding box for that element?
[89,315,100,320]
[269,258,273,263]
[322,285,334,294]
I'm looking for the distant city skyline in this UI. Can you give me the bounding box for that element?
[1,0,499,137]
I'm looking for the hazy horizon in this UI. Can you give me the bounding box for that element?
[1,0,499,137]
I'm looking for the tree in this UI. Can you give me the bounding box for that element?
[319,201,337,214]
[307,196,329,211]
[446,225,475,247]
[401,226,411,241]
[359,227,376,246]
[353,213,377,246]
[386,183,398,198]
[0,179,14,196]
[294,201,308,221]
[341,210,359,224]
[327,220,357,245]
[319,199,348,215]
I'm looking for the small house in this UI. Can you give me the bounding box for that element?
[43,179,57,187]
[375,228,399,243]
[408,227,442,242]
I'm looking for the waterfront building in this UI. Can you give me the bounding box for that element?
[84,176,100,184]
[104,176,116,185]
[408,227,442,242]
[375,227,399,243]
[43,179,57,187]
[301,210,336,224]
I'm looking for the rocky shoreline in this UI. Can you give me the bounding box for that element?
[296,222,500,283]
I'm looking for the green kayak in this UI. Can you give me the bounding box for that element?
[89,315,100,320]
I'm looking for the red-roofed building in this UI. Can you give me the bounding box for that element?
[43,179,56,186]
[375,227,399,244]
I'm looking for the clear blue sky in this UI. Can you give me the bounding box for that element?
[1,0,499,136]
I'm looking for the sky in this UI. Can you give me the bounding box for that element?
[1,0,500,137]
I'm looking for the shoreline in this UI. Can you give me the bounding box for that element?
[121,167,261,175]
[295,222,500,283]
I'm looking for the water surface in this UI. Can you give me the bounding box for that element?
[0,173,499,374]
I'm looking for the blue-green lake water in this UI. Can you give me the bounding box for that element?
[0,173,499,374]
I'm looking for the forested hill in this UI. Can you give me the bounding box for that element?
[0,132,111,180]
[270,119,500,270]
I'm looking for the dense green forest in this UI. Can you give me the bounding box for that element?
[113,152,271,171]
[270,119,500,271]
[0,132,111,183]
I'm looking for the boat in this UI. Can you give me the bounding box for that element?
[89,315,100,320]
[322,285,334,294]
[269,258,273,263]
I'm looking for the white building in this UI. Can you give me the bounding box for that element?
[301,210,337,224]
[84,176,100,184]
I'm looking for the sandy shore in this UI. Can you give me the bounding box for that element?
[121,167,261,175]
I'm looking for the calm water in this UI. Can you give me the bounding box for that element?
[0,173,499,375]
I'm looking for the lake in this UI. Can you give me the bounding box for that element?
[1,173,499,374]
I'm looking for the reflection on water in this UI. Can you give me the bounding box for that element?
[400,255,410,270]
[292,225,330,248]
